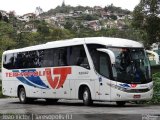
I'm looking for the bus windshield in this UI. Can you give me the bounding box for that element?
[109,48,152,84]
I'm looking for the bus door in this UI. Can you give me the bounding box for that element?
[87,44,111,100]
[98,52,111,101]
[89,52,111,100]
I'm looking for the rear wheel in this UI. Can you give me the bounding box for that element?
[116,101,126,107]
[82,87,93,106]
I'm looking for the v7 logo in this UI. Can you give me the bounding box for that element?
[45,67,71,89]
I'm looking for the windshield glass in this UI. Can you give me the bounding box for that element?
[108,47,152,84]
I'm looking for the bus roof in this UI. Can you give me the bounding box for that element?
[3,37,144,54]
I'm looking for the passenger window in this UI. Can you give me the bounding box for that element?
[58,48,68,66]
[16,53,23,69]
[53,49,59,67]
[3,53,14,69]
[41,49,54,67]
[69,45,90,69]
[3,46,90,69]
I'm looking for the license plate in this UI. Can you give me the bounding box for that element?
[133,95,141,98]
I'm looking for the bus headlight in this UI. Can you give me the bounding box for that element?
[108,83,151,93]
[107,83,128,92]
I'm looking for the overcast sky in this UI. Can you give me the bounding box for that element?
[0,0,140,15]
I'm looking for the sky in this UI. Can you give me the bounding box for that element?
[0,0,140,15]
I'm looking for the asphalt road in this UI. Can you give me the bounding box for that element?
[0,98,160,120]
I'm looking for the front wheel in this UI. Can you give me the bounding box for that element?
[18,87,27,104]
[82,87,93,106]
[116,101,126,107]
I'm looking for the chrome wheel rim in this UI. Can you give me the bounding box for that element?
[83,91,88,101]
[20,90,25,102]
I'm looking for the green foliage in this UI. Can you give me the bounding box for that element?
[0,81,4,98]
[110,15,117,20]
[37,21,49,35]
[148,73,160,104]
[132,5,144,29]
[132,0,160,47]
[0,21,17,67]
[64,21,74,29]
[104,4,131,14]
[50,28,73,41]
[82,14,99,21]
[145,15,160,45]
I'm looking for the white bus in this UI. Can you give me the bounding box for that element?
[2,37,153,106]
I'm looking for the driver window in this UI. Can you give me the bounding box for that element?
[99,53,110,78]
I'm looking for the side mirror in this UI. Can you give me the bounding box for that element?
[97,48,115,64]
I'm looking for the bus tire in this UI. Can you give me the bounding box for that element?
[46,99,59,104]
[82,87,93,106]
[18,87,28,104]
[116,101,126,107]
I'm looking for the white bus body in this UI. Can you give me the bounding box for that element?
[2,37,153,106]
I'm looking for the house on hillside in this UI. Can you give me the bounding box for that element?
[24,24,37,32]
[17,13,36,22]
[84,9,93,15]
[55,13,65,22]
[0,10,9,18]
[85,20,101,31]
[100,11,110,19]
[94,6,103,11]
[117,14,125,20]
[116,20,127,29]
[105,20,117,29]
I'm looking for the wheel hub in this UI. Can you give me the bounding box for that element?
[83,91,88,101]
[20,90,25,102]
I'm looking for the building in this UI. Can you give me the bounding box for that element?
[18,13,36,22]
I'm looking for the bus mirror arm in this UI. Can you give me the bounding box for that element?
[97,48,115,64]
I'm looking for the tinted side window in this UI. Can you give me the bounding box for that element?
[3,53,14,69]
[3,46,90,69]
[69,45,90,69]
[87,44,111,78]
[87,44,105,71]
[28,51,38,68]
[41,49,54,67]
[53,48,59,67]
[58,47,68,66]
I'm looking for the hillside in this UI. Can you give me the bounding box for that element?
[41,5,131,16]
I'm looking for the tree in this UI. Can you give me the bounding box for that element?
[3,16,9,23]
[132,0,160,47]
[0,12,2,20]
[37,21,49,35]
[50,28,73,41]
[110,14,117,20]
[132,5,145,29]
[0,21,17,67]
[64,21,73,30]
